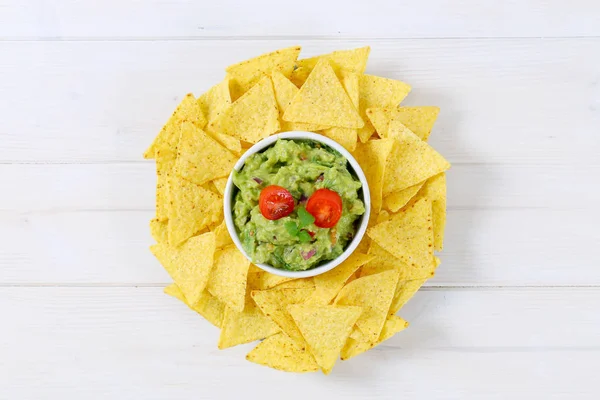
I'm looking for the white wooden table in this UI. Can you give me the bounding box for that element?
[1,1,599,398]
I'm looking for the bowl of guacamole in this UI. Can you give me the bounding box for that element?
[224,132,371,278]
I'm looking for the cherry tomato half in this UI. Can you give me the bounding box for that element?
[259,185,295,220]
[306,188,343,228]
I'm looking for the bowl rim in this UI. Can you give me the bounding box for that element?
[223,131,371,278]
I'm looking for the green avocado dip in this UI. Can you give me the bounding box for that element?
[232,139,366,271]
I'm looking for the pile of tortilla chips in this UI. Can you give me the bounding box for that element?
[145,46,450,374]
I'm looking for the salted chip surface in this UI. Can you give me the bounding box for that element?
[167,174,223,246]
[341,315,409,360]
[358,75,411,142]
[383,128,450,195]
[198,79,231,124]
[393,106,440,141]
[417,173,447,250]
[149,218,168,244]
[363,241,435,281]
[389,279,427,315]
[384,182,425,213]
[283,59,363,129]
[320,70,360,151]
[207,244,251,313]
[291,46,370,86]
[352,138,395,215]
[155,153,175,222]
[151,232,215,305]
[164,283,225,328]
[227,46,301,100]
[288,304,362,374]
[246,333,319,373]
[334,269,399,343]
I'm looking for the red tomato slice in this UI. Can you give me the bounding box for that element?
[306,189,343,228]
[259,185,295,220]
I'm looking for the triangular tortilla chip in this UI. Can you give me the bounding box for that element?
[288,304,362,374]
[390,279,427,315]
[341,315,409,360]
[247,267,296,290]
[334,270,399,343]
[211,219,233,248]
[367,197,434,271]
[290,46,370,86]
[167,174,223,246]
[383,128,450,195]
[320,70,360,151]
[210,76,280,143]
[274,278,314,290]
[270,71,327,132]
[362,241,435,281]
[352,138,395,216]
[416,173,446,250]
[366,107,392,137]
[283,59,363,129]
[393,106,440,141]
[384,181,426,213]
[246,333,319,373]
[150,232,216,305]
[149,218,168,244]
[226,46,301,100]
[174,122,237,185]
[207,244,250,313]
[251,287,315,347]
[211,177,228,196]
[155,153,176,221]
[307,252,374,305]
[218,299,280,349]
[198,79,231,125]
[144,94,206,159]
[357,75,411,142]
[164,283,225,328]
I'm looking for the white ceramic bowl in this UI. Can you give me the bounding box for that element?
[223,131,371,278]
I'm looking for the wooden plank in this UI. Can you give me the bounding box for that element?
[0,287,597,398]
[2,163,600,212]
[1,39,599,163]
[1,208,598,285]
[1,0,599,39]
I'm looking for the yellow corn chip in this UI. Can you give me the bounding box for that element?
[210,76,280,143]
[251,288,315,346]
[367,198,434,274]
[341,315,409,360]
[246,333,319,373]
[288,304,362,374]
[366,107,392,137]
[218,295,280,349]
[348,326,370,343]
[384,181,426,213]
[417,173,446,251]
[308,252,374,305]
[209,132,242,155]
[226,46,301,100]
[393,106,440,141]
[155,154,176,222]
[390,279,427,315]
[207,244,250,313]
[211,219,233,248]
[352,138,395,215]
[149,218,168,244]
[320,70,360,151]
[291,46,370,86]
[211,177,229,196]
[167,174,223,246]
[355,235,371,254]
[334,269,399,343]
[363,241,435,281]
[357,75,411,142]
[383,128,450,195]
[164,283,225,328]
[274,278,315,290]
[198,79,231,125]
[174,122,237,186]
[151,232,215,305]
[247,268,296,290]
[144,94,206,159]
[283,59,363,129]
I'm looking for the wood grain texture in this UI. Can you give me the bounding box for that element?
[1,0,600,39]
[0,287,597,399]
[1,39,598,163]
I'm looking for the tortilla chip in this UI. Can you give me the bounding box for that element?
[283,59,363,129]
[366,107,392,137]
[352,138,395,215]
[247,268,296,290]
[341,315,409,360]
[417,173,446,251]
[167,174,223,246]
[288,304,362,374]
[164,283,225,328]
[275,278,315,290]
[308,253,374,305]
[368,197,434,271]
[144,94,206,159]
[334,270,399,343]
[211,219,233,248]
[210,132,242,155]
[207,244,250,313]
[291,46,370,86]
[210,76,280,143]
[348,326,370,343]
[174,122,237,186]
[211,177,229,196]
[363,241,435,281]
[357,75,411,142]
[226,46,301,100]
[383,128,450,195]
[198,79,231,125]
[151,232,215,305]
[246,333,319,373]
[384,182,426,213]
[393,106,440,141]
[149,218,168,244]
[251,288,315,346]
[155,153,176,222]
[390,279,427,315]
[218,294,281,349]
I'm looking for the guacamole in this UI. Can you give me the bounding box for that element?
[232,139,365,271]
